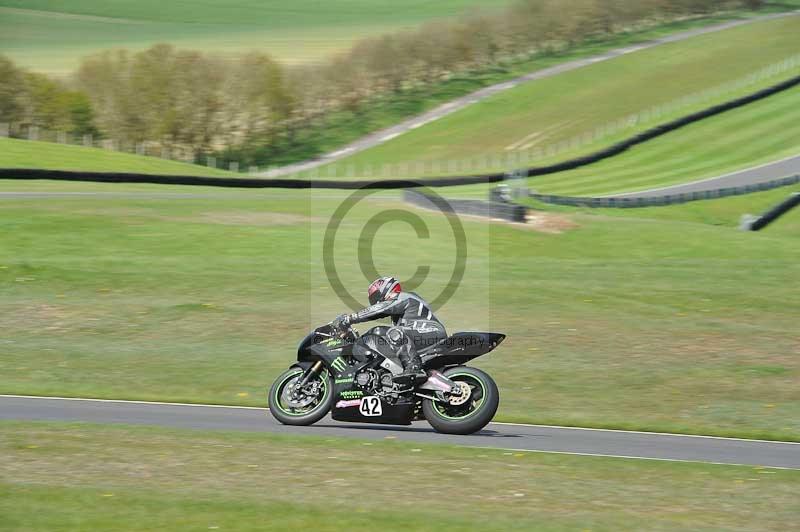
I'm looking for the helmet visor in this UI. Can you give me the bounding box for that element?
[368,290,381,305]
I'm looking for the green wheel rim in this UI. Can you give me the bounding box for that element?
[272,369,329,417]
[433,372,488,420]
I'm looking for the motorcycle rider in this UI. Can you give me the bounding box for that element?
[333,276,446,383]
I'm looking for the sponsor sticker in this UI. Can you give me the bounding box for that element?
[335,399,362,408]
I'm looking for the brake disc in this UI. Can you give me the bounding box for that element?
[282,376,316,409]
[448,382,472,406]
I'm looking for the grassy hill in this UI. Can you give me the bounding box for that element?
[443,82,800,198]
[314,15,800,177]
[0,137,233,176]
[0,0,512,74]
[526,85,800,196]
[1,174,798,440]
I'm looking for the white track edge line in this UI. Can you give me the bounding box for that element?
[489,421,800,445]
[470,446,799,470]
[3,394,798,445]
[607,152,800,198]
[0,394,267,411]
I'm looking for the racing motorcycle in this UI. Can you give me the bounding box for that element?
[268,321,504,435]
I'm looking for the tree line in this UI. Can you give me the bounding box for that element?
[0,0,765,168]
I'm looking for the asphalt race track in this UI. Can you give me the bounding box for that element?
[611,153,800,198]
[2,395,798,469]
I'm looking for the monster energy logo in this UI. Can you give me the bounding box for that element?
[340,390,363,399]
[331,357,347,372]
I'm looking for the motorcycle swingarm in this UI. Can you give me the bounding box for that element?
[418,370,456,393]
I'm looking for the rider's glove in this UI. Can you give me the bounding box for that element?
[332,314,351,330]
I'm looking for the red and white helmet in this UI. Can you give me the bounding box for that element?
[368,276,401,305]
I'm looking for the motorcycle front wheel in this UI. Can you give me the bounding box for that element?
[268,367,333,426]
[422,366,499,435]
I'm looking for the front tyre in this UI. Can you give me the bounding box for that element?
[268,367,333,426]
[422,366,499,435]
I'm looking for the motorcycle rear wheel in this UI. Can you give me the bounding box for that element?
[422,366,499,435]
[268,367,333,426]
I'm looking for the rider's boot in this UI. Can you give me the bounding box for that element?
[394,352,427,385]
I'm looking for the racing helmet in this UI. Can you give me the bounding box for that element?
[367,276,401,305]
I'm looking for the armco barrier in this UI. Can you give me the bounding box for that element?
[747,192,800,231]
[404,189,528,223]
[2,74,799,189]
[0,168,503,189]
[529,175,800,208]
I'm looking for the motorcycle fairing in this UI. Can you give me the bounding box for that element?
[421,332,506,369]
[331,379,415,425]
[296,324,341,360]
[302,340,353,377]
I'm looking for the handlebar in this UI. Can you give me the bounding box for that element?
[330,319,358,341]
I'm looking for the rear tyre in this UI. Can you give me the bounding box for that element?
[268,367,333,426]
[422,366,499,435]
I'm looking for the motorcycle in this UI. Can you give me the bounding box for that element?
[268,321,504,435]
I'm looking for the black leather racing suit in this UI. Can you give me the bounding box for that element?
[348,292,446,373]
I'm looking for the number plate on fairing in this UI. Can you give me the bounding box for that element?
[359,396,383,416]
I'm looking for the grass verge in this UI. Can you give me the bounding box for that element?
[1,421,798,531]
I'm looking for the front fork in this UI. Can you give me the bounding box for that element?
[292,360,324,398]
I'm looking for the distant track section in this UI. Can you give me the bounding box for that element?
[529,173,800,208]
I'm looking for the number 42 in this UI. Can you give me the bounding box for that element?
[359,396,382,417]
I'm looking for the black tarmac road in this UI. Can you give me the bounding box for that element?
[2,395,798,469]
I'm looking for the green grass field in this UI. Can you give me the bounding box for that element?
[1,171,798,439]
[0,137,234,176]
[4,5,800,529]
[526,86,800,196]
[0,0,512,74]
[315,15,800,177]
[441,83,800,198]
[2,422,798,531]
[1,7,799,439]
